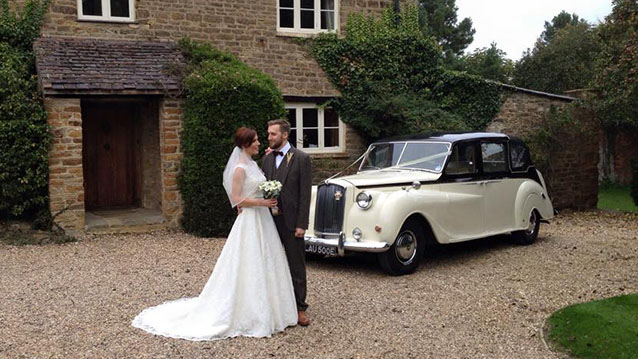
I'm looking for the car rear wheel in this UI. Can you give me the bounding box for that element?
[512,209,540,245]
[378,220,425,276]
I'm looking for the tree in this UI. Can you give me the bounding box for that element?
[540,11,587,45]
[591,0,638,128]
[460,42,514,83]
[417,0,475,60]
[513,19,600,93]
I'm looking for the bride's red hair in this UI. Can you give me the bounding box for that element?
[234,127,257,148]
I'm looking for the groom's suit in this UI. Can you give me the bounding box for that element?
[261,144,312,311]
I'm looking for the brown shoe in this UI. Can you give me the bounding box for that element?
[297,311,310,326]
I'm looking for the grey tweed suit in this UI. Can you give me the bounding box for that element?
[261,145,312,311]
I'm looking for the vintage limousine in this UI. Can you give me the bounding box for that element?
[304,132,555,275]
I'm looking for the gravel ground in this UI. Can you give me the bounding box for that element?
[1,210,636,359]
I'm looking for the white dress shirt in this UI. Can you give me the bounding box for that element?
[275,141,291,169]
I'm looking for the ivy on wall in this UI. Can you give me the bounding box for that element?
[305,5,502,141]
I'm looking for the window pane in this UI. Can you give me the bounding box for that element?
[301,10,314,28]
[398,143,450,172]
[321,0,334,10]
[303,129,318,148]
[280,0,293,8]
[324,107,339,127]
[301,0,314,9]
[286,108,296,127]
[445,143,477,175]
[481,143,507,173]
[280,9,294,28]
[82,0,102,16]
[324,128,339,147]
[289,129,298,147]
[110,0,130,17]
[321,11,335,30]
[510,141,531,171]
[303,108,318,127]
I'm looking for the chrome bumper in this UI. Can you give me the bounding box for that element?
[304,232,390,256]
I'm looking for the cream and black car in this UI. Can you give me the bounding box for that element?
[304,132,555,275]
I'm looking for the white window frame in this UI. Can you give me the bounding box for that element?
[277,0,340,36]
[77,0,136,23]
[286,103,346,154]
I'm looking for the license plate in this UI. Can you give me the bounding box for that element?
[305,243,337,256]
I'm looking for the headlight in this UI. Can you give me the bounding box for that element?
[356,191,372,209]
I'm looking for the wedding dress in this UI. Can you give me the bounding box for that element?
[132,148,298,340]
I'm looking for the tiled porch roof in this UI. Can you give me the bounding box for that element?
[34,36,184,96]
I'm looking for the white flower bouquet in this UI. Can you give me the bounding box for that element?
[259,180,283,215]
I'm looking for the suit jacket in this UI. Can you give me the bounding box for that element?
[261,145,312,232]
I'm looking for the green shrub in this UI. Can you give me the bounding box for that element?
[178,39,286,237]
[631,159,638,206]
[0,0,51,220]
[306,5,502,140]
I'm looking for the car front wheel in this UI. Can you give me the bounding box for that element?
[512,209,540,245]
[378,220,425,276]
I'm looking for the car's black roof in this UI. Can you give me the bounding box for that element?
[373,131,510,144]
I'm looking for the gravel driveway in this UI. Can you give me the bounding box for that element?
[1,210,636,359]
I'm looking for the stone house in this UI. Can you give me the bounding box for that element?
[35,0,396,233]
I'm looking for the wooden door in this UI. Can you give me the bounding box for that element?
[83,102,141,210]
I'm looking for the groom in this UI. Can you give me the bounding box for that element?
[261,119,312,327]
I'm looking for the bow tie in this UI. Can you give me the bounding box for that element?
[272,150,284,157]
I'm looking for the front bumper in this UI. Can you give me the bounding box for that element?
[304,232,390,256]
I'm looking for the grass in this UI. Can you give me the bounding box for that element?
[548,294,638,359]
[598,184,638,213]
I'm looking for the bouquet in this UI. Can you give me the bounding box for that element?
[259,180,283,215]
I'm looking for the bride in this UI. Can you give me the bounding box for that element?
[132,127,298,340]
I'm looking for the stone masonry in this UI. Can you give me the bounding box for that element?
[158,98,184,226]
[45,98,85,232]
[488,88,600,209]
[41,0,407,97]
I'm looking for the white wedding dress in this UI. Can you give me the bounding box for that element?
[132,151,298,340]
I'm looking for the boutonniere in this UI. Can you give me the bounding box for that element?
[286,152,294,165]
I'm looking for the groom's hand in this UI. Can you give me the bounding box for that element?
[295,228,306,238]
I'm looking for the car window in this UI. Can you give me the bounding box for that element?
[481,142,507,173]
[445,142,477,175]
[510,140,531,172]
[397,143,450,172]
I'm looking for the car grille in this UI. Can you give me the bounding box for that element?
[314,183,346,237]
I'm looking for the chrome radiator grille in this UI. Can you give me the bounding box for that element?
[314,183,346,237]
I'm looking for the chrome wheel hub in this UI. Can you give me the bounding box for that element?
[395,230,417,265]
[526,210,537,235]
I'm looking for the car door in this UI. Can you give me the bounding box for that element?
[438,141,485,242]
[480,140,520,235]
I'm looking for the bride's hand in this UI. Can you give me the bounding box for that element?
[264,147,274,156]
[263,198,277,208]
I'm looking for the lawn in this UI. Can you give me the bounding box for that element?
[548,294,638,359]
[598,184,638,213]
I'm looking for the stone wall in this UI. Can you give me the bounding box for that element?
[45,98,85,233]
[488,89,600,209]
[159,98,184,226]
[41,0,405,97]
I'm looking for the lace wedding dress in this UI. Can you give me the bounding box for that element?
[132,149,298,340]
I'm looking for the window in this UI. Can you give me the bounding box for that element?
[481,142,508,173]
[77,0,135,22]
[445,142,478,175]
[277,0,339,34]
[509,140,532,172]
[285,103,345,153]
